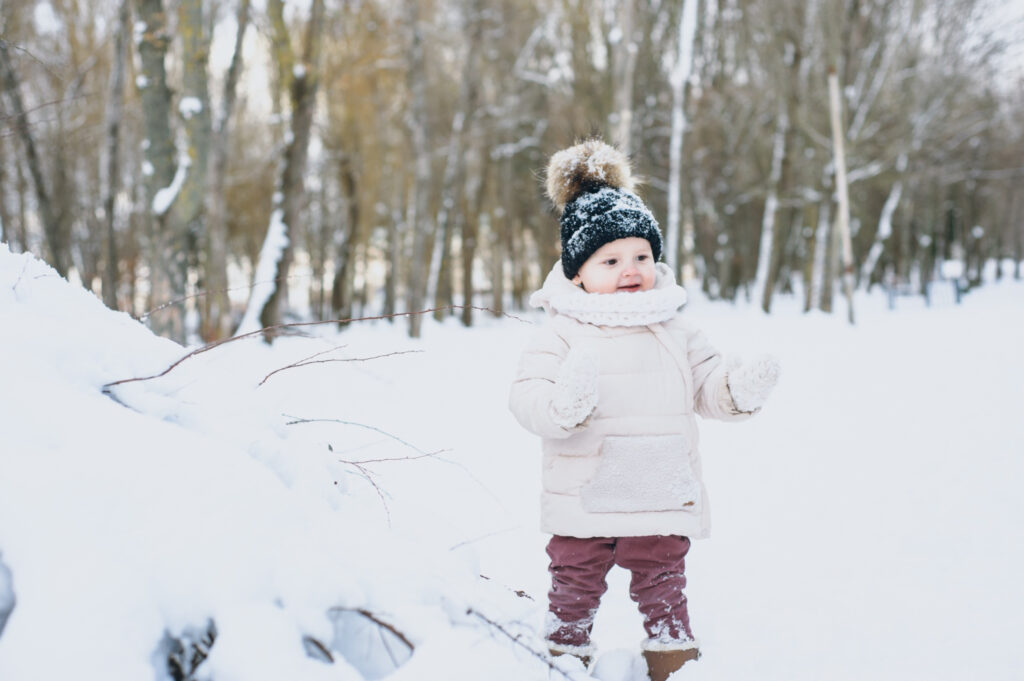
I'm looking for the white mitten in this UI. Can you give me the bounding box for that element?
[727,354,780,413]
[549,347,600,429]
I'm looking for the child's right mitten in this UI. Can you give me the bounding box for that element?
[549,347,600,429]
[727,354,780,413]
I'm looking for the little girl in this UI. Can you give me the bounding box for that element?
[509,140,779,681]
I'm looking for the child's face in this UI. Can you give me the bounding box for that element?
[571,237,656,294]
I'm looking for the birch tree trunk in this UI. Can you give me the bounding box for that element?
[859,152,907,287]
[753,103,787,312]
[460,142,489,327]
[404,0,433,338]
[0,103,13,249]
[168,0,213,325]
[331,153,361,323]
[237,0,325,339]
[490,157,510,317]
[828,67,856,324]
[134,0,187,341]
[611,1,637,154]
[101,0,130,310]
[429,0,485,321]
[201,0,250,341]
[666,0,698,280]
[0,38,67,276]
[807,170,832,312]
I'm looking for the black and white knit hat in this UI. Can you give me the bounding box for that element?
[545,139,662,280]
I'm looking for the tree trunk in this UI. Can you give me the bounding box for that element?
[134,0,186,340]
[860,152,906,288]
[332,153,361,324]
[753,103,787,312]
[0,103,13,249]
[237,0,325,339]
[101,0,130,310]
[827,67,856,324]
[801,197,820,312]
[0,38,67,276]
[666,0,699,281]
[429,0,485,321]
[15,151,29,256]
[758,28,803,314]
[167,0,213,337]
[201,0,249,341]
[460,141,489,326]
[404,0,433,337]
[491,158,509,316]
[611,0,637,153]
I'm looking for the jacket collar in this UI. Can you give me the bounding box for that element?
[529,261,687,327]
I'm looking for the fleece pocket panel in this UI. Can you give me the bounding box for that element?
[579,434,699,513]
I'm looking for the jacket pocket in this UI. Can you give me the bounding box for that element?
[579,434,699,513]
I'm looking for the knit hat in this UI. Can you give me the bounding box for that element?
[545,139,662,281]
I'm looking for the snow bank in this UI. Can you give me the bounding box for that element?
[0,245,565,681]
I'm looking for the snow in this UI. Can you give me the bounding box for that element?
[32,2,59,34]
[2,241,1023,680]
[151,156,190,215]
[179,96,204,118]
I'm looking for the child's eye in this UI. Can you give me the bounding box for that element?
[604,259,618,266]
[637,254,648,261]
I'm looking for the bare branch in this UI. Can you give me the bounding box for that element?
[259,349,422,386]
[466,608,574,680]
[341,459,393,526]
[285,415,445,458]
[100,306,529,394]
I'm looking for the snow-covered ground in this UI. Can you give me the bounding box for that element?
[1,242,1022,681]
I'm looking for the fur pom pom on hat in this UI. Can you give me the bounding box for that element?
[545,139,662,280]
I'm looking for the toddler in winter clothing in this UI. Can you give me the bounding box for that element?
[509,140,779,681]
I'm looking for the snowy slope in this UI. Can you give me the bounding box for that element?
[0,244,578,681]
[1,241,1022,681]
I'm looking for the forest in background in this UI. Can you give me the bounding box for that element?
[1,0,1021,342]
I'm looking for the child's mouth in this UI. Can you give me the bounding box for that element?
[618,283,641,291]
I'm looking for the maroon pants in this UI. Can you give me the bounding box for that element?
[546,534,694,647]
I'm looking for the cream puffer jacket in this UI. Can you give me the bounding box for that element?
[509,262,754,539]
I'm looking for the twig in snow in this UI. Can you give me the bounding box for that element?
[9,260,30,293]
[259,348,422,386]
[466,608,574,680]
[289,415,500,512]
[477,574,535,601]
[285,415,444,458]
[335,446,451,529]
[339,457,393,527]
[320,433,448,528]
[347,608,415,652]
[449,528,521,552]
[101,305,529,394]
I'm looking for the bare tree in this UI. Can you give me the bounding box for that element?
[0,38,67,276]
[101,0,131,310]
[134,0,187,340]
[403,0,433,338]
[202,0,251,341]
[237,0,326,338]
[429,0,487,321]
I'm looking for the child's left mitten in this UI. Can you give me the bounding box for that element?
[549,347,600,429]
[727,354,780,413]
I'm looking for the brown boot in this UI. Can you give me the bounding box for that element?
[642,647,699,681]
[549,646,592,669]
